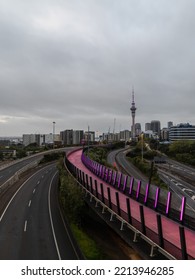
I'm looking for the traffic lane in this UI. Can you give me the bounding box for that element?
[0,165,58,260]
[107,149,124,167]
[116,151,148,181]
[21,165,59,260]
[49,172,80,260]
[0,156,42,185]
[0,146,78,185]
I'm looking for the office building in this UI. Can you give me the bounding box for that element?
[151,120,161,137]
[168,121,173,129]
[145,123,151,131]
[169,123,195,142]
[135,123,141,136]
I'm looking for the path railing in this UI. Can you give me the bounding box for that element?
[65,150,194,260]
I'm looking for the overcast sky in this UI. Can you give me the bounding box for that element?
[0,0,195,136]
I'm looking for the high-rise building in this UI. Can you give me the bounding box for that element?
[73,130,84,145]
[151,120,161,137]
[135,123,141,136]
[168,121,173,129]
[60,129,86,145]
[145,123,151,131]
[120,130,131,141]
[130,87,137,139]
[161,128,169,141]
[60,129,73,145]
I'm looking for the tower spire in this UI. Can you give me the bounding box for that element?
[130,86,137,140]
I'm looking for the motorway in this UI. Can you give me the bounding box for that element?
[0,156,42,186]
[0,162,81,260]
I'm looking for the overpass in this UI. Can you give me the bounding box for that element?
[65,148,195,260]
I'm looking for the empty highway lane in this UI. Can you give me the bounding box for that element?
[0,164,80,260]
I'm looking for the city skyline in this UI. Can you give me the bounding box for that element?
[0,0,195,136]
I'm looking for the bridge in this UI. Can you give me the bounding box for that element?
[65,148,195,260]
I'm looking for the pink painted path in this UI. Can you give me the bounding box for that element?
[68,149,195,259]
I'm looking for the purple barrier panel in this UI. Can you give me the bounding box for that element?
[122,175,127,192]
[109,169,113,184]
[113,171,117,186]
[154,187,160,209]
[96,163,99,175]
[93,162,96,173]
[144,183,149,204]
[105,168,108,182]
[117,173,122,189]
[99,165,103,178]
[129,177,134,195]
[136,180,141,200]
[180,196,186,223]
[102,166,105,179]
[166,191,172,216]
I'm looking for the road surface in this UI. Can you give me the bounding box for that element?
[0,164,80,260]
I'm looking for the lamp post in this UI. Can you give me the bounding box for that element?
[141,132,144,162]
[53,121,56,149]
[87,125,90,155]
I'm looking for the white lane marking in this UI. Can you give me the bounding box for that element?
[33,188,36,194]
[28,200,31,207]
[24,220,28,232]
[48,171,61,260]
[0,165,55,223]
[37,181,40,185]
[48,171,80,260]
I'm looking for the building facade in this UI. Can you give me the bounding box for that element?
[151,120,161,137]
[169,123,195,142]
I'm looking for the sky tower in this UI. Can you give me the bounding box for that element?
[130,87,137,139]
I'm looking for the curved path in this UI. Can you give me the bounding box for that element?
[67,149,195,260]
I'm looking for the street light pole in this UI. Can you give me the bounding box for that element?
[53,121,56,149]
[141,132,144,162]
[87,125,90,155]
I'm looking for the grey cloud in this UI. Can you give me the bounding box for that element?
[0,0,195,136]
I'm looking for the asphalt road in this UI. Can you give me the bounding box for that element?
[0,164,80,260]
[0,156,42,185]
[0,147,78,186]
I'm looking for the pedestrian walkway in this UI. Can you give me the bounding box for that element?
[67,149,195,259]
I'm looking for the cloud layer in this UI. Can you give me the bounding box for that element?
[0,0,195,135]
